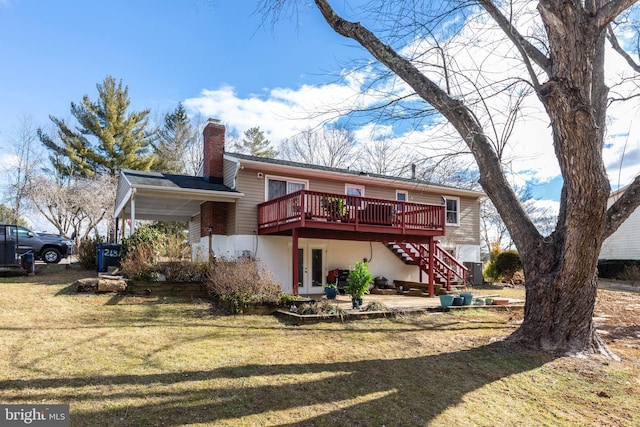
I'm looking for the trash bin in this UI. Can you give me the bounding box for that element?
[96,243,122,272]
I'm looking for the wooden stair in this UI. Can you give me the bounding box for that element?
[386,241,467,291]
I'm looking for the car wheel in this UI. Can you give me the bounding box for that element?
[42,248,62,264]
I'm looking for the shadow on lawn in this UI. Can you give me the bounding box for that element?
[0,341,553,426]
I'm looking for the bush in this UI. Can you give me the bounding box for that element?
[77,235,104,269]
[598,260,640,279]
[619,264,640,281]
[119,243,158,281]
[494,250,522,279]
[119,224,196,281]
[120,225,165,259]
[483,242,502,281]
[206,257,283,314]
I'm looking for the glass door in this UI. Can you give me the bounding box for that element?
[296,246,325,294]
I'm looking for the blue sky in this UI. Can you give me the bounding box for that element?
[0,0,638,214]
[0,0,353,127]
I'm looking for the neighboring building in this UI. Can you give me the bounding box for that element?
[600,179,640,261]
[114,119,484,296]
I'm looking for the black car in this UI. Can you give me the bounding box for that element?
[4,225,74,264]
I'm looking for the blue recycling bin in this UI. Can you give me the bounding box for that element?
[96,243,122,272]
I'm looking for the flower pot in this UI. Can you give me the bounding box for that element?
[351,297,363,309]
[460,293,474,306]
[452,297,465,306]
[485,298,493,305]
[439,294,455,307]
[325,287,338,300]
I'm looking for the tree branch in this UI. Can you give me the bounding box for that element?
[596,0,639,31]
[477,0,551,82]
[313,0,542,251]
[607,25,640,72]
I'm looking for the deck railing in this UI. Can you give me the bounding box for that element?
[258,190,445,233]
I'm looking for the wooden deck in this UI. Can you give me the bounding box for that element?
[257,190,445,238]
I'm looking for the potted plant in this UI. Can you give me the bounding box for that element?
[324,282,338,300]
[345,261,373,308]
[322,197,347,221]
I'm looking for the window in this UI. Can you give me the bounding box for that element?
[266,176,307,200]
[445,197,460,225]
[345,184,365,207]
[345,184,364,197]
[396,190,408,211]
[9,226,33,239]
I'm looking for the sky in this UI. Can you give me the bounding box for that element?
[0,0,639,230]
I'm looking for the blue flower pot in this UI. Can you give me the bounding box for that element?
[325,287,338,300]
[460,293,474,306]
[439,294,455,307]
[452,297,465,306]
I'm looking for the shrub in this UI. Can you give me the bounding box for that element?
[598,260,640,279]
[483,242,502,281]
[619,264,640,281]
[119,224,197,281]
[206,257,283,314]
[295,301,346,318]
[120,225,165,259]
[492,250,522,281]
[119,243,158,281]
[77,235,104,269]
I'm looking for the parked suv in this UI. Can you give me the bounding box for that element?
[4,225,73,264]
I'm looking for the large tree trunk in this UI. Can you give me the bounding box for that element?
[506,1,609,354]
[309,0,640,356]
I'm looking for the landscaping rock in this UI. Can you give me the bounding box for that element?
[74,278,99,293]
[97,278,127,293]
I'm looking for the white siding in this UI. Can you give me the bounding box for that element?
[192,234,481,294]
[600,208,640,260]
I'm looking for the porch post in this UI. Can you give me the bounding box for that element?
[428,237,435,297]
[129,192,136,236]
[292,228,299,296]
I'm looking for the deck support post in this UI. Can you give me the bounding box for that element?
[428,237,435,297]
[292,228,299,296]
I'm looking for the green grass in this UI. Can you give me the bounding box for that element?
[0,266,638,426]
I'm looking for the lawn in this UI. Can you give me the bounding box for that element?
[0,265,638,426]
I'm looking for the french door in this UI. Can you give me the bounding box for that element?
[296,245,325,294]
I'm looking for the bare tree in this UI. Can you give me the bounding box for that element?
[280,124,357,168]
[26,174,116,240]
[265,0,640,356]
[355,135,418,176]
[3,115,42,223]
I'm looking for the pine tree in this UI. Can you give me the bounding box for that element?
[152,103,197,173]
[38,75,155,178]
[234,127,277,158]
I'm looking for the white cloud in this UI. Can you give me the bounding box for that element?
[184,0,640,194]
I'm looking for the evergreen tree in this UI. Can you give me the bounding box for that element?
[0,204,27,226]
[234,127,277,158]
[38,75,155,178]
[152,103,197,173]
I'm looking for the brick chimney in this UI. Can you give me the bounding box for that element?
[203,118,225,184]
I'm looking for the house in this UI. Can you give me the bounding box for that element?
[599,178,640,274]
[114,119,484,296]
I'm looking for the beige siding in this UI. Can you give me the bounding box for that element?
[189,214,201,243]
[223,158,237,188]
[234,168,265,235]
[232,164,481,245]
